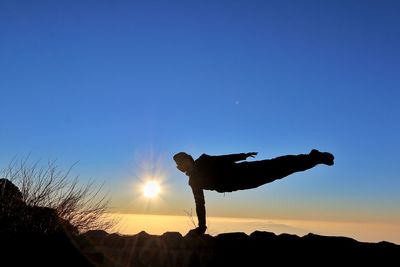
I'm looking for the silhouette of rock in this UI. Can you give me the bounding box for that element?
[160,231,183,248]
[0,178,23,202]
[84,229,109,241]
[78,230,400,266]
[0,179,93,266]
[2,179,399,266]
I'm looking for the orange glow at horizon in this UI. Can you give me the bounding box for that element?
[108,213,400,245]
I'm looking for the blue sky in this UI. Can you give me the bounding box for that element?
[1,1,400,227]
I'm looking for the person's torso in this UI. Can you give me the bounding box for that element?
[189,154,237,192]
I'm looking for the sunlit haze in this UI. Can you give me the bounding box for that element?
[111,213,400,244]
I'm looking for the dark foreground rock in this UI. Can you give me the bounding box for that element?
[1,179,398,266]
[77,230,400,267]
[1,233,94,266]
[0,178,92,266]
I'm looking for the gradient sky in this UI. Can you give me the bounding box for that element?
[1,1,400,238]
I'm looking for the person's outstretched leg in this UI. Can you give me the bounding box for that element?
[233,149,334,190]
[267,149,334,179]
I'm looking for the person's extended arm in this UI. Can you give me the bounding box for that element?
[188,186,207,235]
[214,152,258,162]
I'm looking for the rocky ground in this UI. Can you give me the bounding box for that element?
[1,178,399,267]
[77,230,400,266]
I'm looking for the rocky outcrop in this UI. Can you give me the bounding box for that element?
[0,178,77,235]
[0,178,92,266]
[78,230,400,266]
[1,179,399,266]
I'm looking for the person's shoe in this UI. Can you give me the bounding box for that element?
[310,149,334,166]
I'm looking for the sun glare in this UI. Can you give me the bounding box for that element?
[143,181,160,198]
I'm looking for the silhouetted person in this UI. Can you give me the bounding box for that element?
[173,149,334,235]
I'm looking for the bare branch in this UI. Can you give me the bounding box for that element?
[184,209,197,228]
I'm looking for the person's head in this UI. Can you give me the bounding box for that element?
[173,152,195,175]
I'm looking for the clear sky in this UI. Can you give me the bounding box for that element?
[1,1,400,241]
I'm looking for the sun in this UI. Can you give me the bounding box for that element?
[143,181,160,198]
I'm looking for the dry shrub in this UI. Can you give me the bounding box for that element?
[2,156,118,233]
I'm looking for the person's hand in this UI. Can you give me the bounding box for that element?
[246,152,258,158]
[186,226,207,236]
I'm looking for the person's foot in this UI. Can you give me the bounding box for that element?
[310,149,334,166]
[186,226,207,236]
